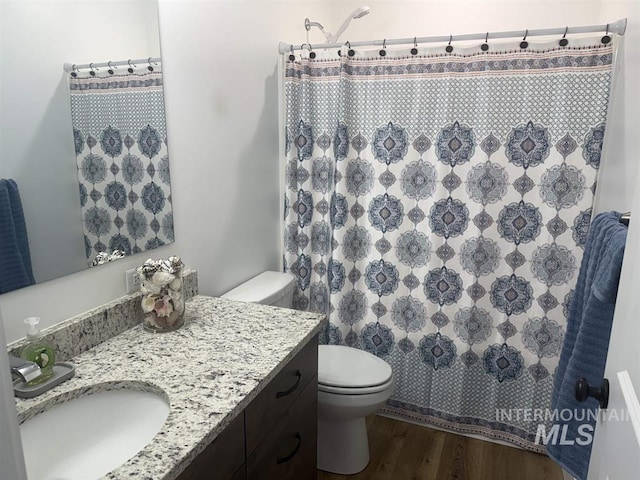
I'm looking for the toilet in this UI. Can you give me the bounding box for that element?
[222,271,394,475]
[316,345,393,474]
[220,271,296,307]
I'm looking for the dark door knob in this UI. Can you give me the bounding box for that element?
[575,378,609,409]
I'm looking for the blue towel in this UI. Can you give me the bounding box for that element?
[547,212,627,480]
[0,179,35,293]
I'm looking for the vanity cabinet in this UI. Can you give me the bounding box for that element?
[177,336,318,480]
[176,414,245,480]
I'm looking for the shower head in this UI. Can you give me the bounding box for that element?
[329,6,370,43]
[351,6,371,19]
[305,6,371,45]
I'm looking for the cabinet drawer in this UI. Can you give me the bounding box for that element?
[176,413,245,480]
[246,375,318,480]
[245,335,318,454]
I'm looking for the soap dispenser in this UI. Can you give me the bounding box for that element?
[20,317,55,386]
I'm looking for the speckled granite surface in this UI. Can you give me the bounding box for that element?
[14,295,325,480]
[7,270,198,361]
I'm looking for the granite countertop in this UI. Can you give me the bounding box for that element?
[15,295,326,480]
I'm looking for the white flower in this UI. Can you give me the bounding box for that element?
[150,271,175,286]
[141,295,156,313]
[169,276,182,291]
[140,282,162,295]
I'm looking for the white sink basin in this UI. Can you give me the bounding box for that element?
[20,387,170,480]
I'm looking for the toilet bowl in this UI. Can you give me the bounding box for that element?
[317,344,393,474]
[222,271,394,475]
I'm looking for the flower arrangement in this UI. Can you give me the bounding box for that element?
[138,256,185,332]
[90,249,126,267]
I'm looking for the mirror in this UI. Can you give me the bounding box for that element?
[0,0,173,294]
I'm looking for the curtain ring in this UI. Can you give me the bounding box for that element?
[346,41,355,57]
[481,32,489,51]
[602,24,611,44]
[89,62,97,77]
[127,59,136,73]
[559,26,569,46]
[520,29,529,49]
[288,45,296,61]
[70,64,78,78]
[301,43,313,59]
[379,39,386,57]
[107,61,116,75]
[301,43,316,59]
[411,37,418,55]
[147,57,154,72]
[446,34,454,53]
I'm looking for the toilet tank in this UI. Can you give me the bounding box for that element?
[221,271,296,308]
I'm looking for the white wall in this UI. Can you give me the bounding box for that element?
[594,0,640,213]
[323,0,602,44]
[156,0,329,298]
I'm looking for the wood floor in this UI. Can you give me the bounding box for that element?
[317,415,563,480]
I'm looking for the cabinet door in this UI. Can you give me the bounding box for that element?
[247,376,318,480]
[231,464,246,480]
[176,413,245,480]
[245,335,318,454]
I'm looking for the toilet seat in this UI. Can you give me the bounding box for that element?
[318,345,393,392]
[318,377,394,395]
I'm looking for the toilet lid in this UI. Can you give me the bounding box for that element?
[318,345,393,388]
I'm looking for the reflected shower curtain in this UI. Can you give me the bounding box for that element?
[69,65,174,264]
[283,35,613,451]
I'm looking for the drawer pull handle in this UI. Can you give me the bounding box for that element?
[276,433,302,465]
[276,370,302,399]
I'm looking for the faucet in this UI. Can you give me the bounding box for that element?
[9,355,41,383]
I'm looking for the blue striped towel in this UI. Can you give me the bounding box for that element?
[547,211,627,479]
[0,179,35,293]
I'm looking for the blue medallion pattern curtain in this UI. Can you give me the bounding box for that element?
[69,65,174,264]
[283,36,614,451]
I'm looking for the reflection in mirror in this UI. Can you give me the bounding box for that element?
[0,0,173,294]
[69,59,173,264]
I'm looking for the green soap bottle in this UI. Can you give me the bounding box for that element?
[20,317,55,386]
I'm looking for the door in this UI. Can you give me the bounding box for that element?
[0,307,28,480]
[587,214,640,477]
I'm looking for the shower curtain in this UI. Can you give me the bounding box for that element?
[283,34,614,451]
[69,65,173,264]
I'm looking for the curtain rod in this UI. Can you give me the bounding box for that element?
[62,57,161,73]
[278,18,627,53]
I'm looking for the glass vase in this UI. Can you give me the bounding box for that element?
[140,260,185,333]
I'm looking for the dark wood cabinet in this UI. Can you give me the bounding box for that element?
[176,413,245,480]
[246,375,317,480]
[176,336,318,480]
[245,337,318,454]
